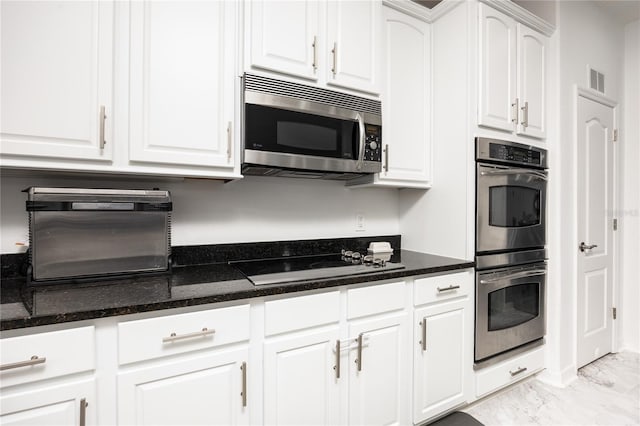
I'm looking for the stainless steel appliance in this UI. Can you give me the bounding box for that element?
[232,249,403,286]
[474,138,548,364]
[475,263,546,362]
[26,187,171,283]
[241,73,382,180]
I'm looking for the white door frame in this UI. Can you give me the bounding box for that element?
[573,85,620,369]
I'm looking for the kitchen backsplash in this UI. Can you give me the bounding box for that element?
[0,173,400,254]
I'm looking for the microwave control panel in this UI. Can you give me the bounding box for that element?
[364,124,382,162]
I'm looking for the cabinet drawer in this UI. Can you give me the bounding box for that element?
[347,281,405,319]
[475,346,544,397]
[414,271,472,306]
[265,291,340,336]
[0,326,95,388]
[118,304,250,365]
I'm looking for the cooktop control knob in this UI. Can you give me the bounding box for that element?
[363,255,374,264]
[342,250,353,258]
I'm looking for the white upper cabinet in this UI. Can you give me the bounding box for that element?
[380,5,431,186]
[478,4,517,133]
[248,0,320,81]
[0,1,114,162]
[516,24,546,139]
[326,0,381,94]
[348,5,431,189]
[128,1,236,169]
[245,0,380,95]
[478,4,546,139]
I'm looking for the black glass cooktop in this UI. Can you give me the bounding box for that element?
[231,253,404,286]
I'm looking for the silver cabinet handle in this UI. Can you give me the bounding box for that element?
[355,333,363,372]
[331,42,337,76]
[384,144,389,173]
[99,105,106,150]
[227,121,232,163]
[0,355,46,371]
[162,328,215,343]
[334,340,341,379]
[419,319,427,351]
[509,366,527,376]
[240,362,247,407]
[579,242,598,252]
[521,101,529,128]
[437,285,460,293]
[80,398,88,426]
[312,36,318,72]
[355,112,365,171]
[511,98,519,125]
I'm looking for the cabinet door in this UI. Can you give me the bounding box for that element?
[347,313,409,426]
[413,301,467,423]
[117,348,249,425]
[1,379,95,425]
[248,0,320,81]
[478,4,516,132]
[380,6,431,186]
[326,0,380,94]
[0,1,113,162]
[128,1,235,169]
[263,327,340,426]
[516,24,546,139]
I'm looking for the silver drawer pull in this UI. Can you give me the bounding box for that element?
[437,285,460,293]
[162,328,215,343]
[0,355,47,371]
[509,366,527,377]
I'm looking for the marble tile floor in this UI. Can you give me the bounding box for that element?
[463,351,640,426]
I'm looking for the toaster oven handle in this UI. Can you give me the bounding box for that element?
[71,202,135,211]
[479,269,546,284]
[480,168,548,181]
[356,112,365,171]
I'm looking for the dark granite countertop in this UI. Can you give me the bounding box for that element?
[1,237,474,331]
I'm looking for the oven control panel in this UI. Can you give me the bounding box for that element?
[476,137,547,169]
[363,124,382,162]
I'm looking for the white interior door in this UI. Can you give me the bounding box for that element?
[576,95,615,368]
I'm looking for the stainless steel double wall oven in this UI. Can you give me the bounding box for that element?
[475,138,548,365]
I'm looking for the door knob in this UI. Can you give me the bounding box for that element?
[579,242,598,252]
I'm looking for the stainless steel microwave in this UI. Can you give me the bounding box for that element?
[241,73,382,180]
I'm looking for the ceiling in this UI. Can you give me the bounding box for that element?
[412,0,640,25]
[594,0,640,25]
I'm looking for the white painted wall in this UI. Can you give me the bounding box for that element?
[544,0,626,385]
[0,173,400,254]
[621,19,640,353]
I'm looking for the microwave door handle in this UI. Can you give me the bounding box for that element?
[479,269,546,284]
[355,112,365,171]
[480,169,548,181]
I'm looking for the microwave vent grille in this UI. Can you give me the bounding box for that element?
[244,73,381,116]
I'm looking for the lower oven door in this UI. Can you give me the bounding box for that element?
[476,163,547,253]
[475,263,546,361]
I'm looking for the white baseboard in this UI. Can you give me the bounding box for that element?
[536,364,578,387]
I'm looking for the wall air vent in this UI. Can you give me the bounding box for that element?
[589,67,605,93]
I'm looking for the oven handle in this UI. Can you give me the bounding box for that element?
[480,168,548,181]
[479,269,546,284]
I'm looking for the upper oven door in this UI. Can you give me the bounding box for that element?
[476,163,547,253]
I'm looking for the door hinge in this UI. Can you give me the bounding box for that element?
[613,218,618,230]
[612,129,618,142]
[613,307,617,320]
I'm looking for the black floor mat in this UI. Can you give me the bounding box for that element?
[427,411,484,426]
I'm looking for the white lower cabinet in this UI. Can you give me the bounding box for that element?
[347,313,409,426]
[263,327,341,425]
[117,348,249,425]
[412,271,474,424]
[0,379,96,426]
[0,326,97,425]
